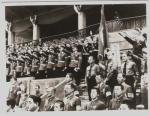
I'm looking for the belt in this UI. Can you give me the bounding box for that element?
[48,62,55,64]
[58,61,65,62]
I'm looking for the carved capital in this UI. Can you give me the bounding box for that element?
[30,15,38,25]
[6,21,12,31]
[74,5,82,14]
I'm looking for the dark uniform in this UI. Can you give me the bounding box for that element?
[121,60,139,109]
[56,50,67,77]
[89,35,98,63]
[121,83,134,109]
[9,54,17,78]
[16,56,24,78]
[87,98,105,110]
[23,53,32,76]
[97,83,112,108]
[82,43,92,78]
[85,64,100,101]
[121,60,138,89]
[120,33,146,77]
[43,96,59,111]
[69,50,82,85]
[6,56,12,81]
[31,53,39,78]
[47,49,57,78]
[38,52,47,79]
[63,92,81,111]
[105,60,118,92]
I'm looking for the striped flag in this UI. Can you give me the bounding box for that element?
[98,5,110,57]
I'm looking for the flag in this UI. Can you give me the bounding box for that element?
[98,5,109,57]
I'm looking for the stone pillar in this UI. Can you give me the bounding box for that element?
[30,15,40,45]
[74,5,86,37]
[6,22,14,46]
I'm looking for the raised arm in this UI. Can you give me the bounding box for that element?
[119,32,135,45]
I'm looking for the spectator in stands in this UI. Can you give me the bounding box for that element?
[96,76,112,108]
[7,77,20,104]
[119,31,147,78]
[108,86,124,110]
[64,73,77,88]
[127,50,147,81]
[54,100,65,111]
[87,88,105,110]
[85,56,100,101]
[15,54,24,78]
[31,51,39,78]
[103,48,118,92]
[63,83,81,111]
[16,83,28,109]
[41,86,59,111]
[89,31,98,62]
[121,52,139,90]
[47,47,57,78]
[25,95,41,112]
[69,46,82,85]
[6,54,11,82]
[56,45,68,77]
[119,30,146,57]
[9,53,17,78]
[34,84,43,98]
[23,52,32,76]
[117,73,134,109]
[38,51,47,79]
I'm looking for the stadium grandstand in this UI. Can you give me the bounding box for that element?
[5,4,148,111]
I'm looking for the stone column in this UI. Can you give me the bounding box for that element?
[6,22,14,46]
[74,5,86,37]
[30,15,40,45]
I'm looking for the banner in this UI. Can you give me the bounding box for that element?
[98,5,110,57]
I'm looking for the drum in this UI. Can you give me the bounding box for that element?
[31,65,39,72]
[47,62,55,69]
[57,61,65,68]
[39,64,47,70]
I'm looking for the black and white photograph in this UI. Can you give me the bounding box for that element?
[3,2,148,112]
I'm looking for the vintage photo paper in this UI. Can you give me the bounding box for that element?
[0,0,149,113]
